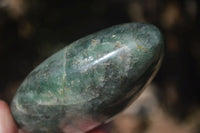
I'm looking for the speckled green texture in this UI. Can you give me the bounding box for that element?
[11,23,164,133]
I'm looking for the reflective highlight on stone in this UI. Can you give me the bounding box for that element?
[11,23,164,133]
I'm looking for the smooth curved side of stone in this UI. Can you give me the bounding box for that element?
[11,23,164,133]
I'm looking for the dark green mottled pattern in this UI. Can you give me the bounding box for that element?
[11,23,164,133]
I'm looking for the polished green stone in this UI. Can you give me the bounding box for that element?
[11,23,164,133]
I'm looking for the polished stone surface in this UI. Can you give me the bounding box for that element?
[11,23,164,133]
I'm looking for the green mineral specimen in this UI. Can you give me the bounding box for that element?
[11,23,164,133]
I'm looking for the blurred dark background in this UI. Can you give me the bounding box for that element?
[0,0,199,133]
